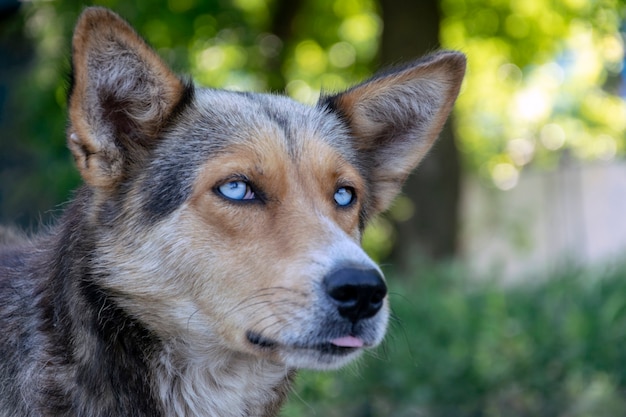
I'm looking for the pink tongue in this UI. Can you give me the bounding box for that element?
[330,336,364,348]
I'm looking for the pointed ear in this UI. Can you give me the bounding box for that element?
[320,51,466,216]
[68,7,190,189]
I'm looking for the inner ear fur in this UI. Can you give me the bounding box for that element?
[320,51,466,216]
[68,7,188,189]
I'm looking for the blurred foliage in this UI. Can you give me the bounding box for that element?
[440,0,626,190]
[282,262,626,416]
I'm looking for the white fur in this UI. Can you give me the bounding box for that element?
[155,341,288,417]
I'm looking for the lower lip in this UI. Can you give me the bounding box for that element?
[319,342,359,356]
[247,331,363,356]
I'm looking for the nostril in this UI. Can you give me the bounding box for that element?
[328,285,359,304]
[370,288,385,305]
[323,267,387,322]
[327,282,359,303]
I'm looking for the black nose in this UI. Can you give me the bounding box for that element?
[323,267,387,322]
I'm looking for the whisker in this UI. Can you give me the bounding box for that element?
[223,286,305,316]
[387,290,415,307]
[186,308,200,332]
[286,385,317,416]
[248,299,304,330]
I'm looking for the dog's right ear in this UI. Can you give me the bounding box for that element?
[320,52,465,217]
[68,7,189,189]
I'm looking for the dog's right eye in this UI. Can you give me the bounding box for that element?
[217,181,256,201]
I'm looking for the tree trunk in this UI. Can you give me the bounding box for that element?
[266,0,304,91]
[379,0,461,267]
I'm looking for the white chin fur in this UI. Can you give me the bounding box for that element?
[281,348,364,370]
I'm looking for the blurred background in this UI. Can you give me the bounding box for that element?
[1,0,625,415]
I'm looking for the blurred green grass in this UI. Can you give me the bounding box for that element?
[282,262,626,417]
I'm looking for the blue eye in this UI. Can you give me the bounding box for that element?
[218,181,255,201]
[334,187,354,207]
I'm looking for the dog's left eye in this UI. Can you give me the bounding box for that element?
[217,181,255,201]
[334,187,354,207]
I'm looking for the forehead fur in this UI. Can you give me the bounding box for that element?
[139,88,359,220]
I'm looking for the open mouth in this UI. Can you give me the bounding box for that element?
[246,330,363,356]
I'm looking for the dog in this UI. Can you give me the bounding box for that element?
[0,7,465,417]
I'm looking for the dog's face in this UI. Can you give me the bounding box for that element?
[126,93,390,369]
[68,8,465,370]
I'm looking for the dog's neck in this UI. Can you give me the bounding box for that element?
[154,340,294,417]
[43,200,295,417]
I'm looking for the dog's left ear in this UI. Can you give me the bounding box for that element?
[320,52,466,215]
[68,7,188,189]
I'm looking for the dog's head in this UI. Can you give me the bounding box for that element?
[67,7,465,370]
